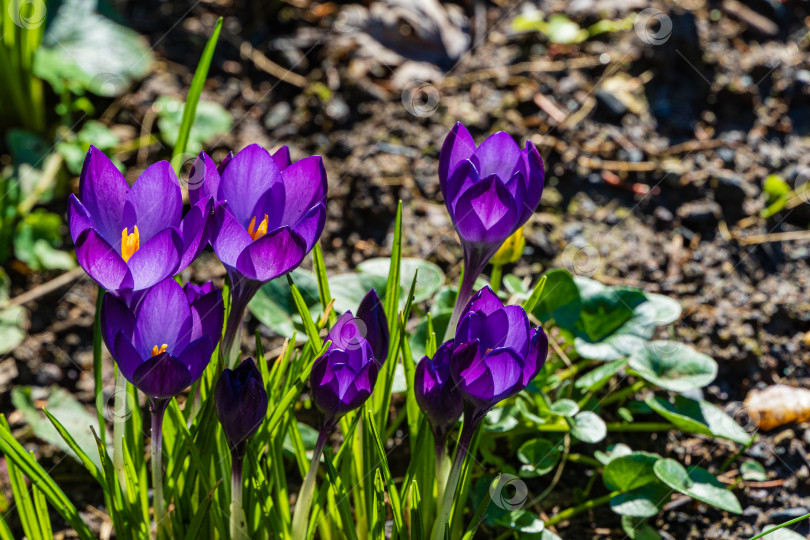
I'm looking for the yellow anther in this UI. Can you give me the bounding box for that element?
[151,344,168,357]
[121,226,140,262]
[247,214,269,241]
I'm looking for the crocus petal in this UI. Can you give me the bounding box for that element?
[218,144,282,226]
[78,146,129,245]
[67,195,93,240]
[188,151,220,206]
[460,286,503,321]
[101,294,135,353]
[292,203,326,253]
[126,228,183,291]
[235,226,307,282]
[75,229,134,292]
[444,160,479,212]
[217,152,233,175]
[122,161,182,242]
[439,122,476,200]
[473,306,529,357]
[279,156,327,226]
[211,203,252,270]
[113,332,145,381]
[311,350,345,416]
[133,278,192,356]
[272,145,292,170]
[522,326,549,388]
[178,197,213,269]
[471,131,522,181]
[521,142,545,222]
[184,282,215,303]
[482,349,523,397]
[176,336,215,382]
[249,182,286,232]
[132,352,193,399]
[189,289,224,343]
[453,176,517,245]
[357,289,389,365]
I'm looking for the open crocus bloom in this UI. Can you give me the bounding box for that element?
[191,144,327,365]
[450,287,548,418]
[68,147,212,297]
[203,144,327,285]
[100,278,223,399]
[310,309,382,426]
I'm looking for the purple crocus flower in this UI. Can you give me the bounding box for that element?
[415,340,463,444]
[439,123,545,335]
[451,286,548,421]
[310,290,388,427]
[100,278,223,399]
[191,145,327,364]
[68,147,212,298]
[215,357,268,455]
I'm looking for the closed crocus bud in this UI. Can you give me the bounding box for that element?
[215,358,269,454]
[450,286,548,419]
[415,341,463,443]
[356,289,389,365]
[311,311,380,426]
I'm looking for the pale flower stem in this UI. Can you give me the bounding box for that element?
[150,399,170,540]
[430,418,477,540]
[290,428,329,539]
[230,454,247,539]
[112,368,128,498]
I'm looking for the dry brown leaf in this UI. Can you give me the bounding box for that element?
[744,384,810,431]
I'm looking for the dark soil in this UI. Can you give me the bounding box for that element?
[4,0,810,538]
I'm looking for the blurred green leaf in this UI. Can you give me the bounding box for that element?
[11,387,110,469]
[15,210,74,270]
[595,443,633,465]
[570,411,606,443]
[645,395,752,444]
[492,509,544,533]
[629,342,717,392]
[550,399,579,417]
[248,269,322,340]
[603,452,661,492]
[517,438,560,477]
[741,460,767,482]
[621,516,661,540]
[610,483,670,517]
[156,97,232,155]
[532,268,581,328]
[653,459,742,514]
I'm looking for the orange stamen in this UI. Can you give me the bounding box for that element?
[247,214,269,241]
[121,226,140,262]
[151,344,167,357]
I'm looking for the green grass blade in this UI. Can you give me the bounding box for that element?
[288,274,321,348]
[183,479,222,540]
[171,17,224,170]
[0,416,95,540]
[42,409,103,484]
[0,512,14,540]
[32,483,52,539]
[365,410,404,537]
[460,476,494,540]
[322,448,359,540]
[7,448,42,540]
[384,201,403,324]
[409,480,425,540]
[372,469,386,540]
[312,242,336,325]
[522,274,547,313]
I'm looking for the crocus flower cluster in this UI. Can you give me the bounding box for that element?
[440,123,545,336]
[420,287,549,540]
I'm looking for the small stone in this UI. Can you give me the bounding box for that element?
[677,199,721,229]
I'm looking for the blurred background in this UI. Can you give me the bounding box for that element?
[2,0,810,538]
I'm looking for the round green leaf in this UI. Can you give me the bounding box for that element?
[493,509,544,533]
[517,438,561,477]
[610,483,671,517]
[643,293,682,326]
[603,452,661,492]
[653,459,742,514]
[570,411,606,443]
[550,399,579,417]
[740,460,767,482]
[595,443,633,465]
[621,515,662,540]
[629,342,717,392]
[645,395,752,445]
